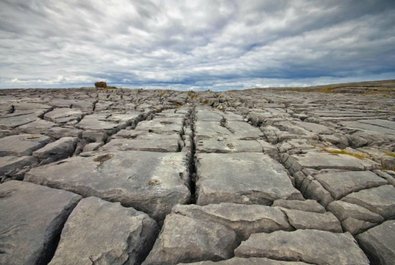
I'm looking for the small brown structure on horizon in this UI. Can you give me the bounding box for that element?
[95,81,107,89]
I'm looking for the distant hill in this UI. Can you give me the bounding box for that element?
[252,79,395,94]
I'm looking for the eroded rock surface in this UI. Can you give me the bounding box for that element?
[357,220,395,265]
[143,214,237,265]
[235,230,369,265]
[196,153,302,205]
[49,197,158,265]
[25,151,190,221]
[0,86,394,264]
[0,181,81,265]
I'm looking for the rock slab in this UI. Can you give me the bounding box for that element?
[49,197,158,265]
[357,220,395,265]
[143,214,236,265]
[0,181,81,265]
[25,151,190,221]
[196,153,302,205]
[235,230,369,265]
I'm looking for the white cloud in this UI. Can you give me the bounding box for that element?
[0,0,394,90]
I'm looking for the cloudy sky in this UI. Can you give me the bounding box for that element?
[1,0,394,90]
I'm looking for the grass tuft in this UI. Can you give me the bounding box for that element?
[322,147,370,160]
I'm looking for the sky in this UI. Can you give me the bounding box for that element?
[0,0,395,90]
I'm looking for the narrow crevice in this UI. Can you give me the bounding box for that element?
[38,106,55,119]
[36,198,80,265]
[188,106,197,204]
[278,208,297,231]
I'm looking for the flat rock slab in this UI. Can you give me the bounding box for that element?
[33,137,77,164]
[195,121,232,140]
[47,126,82,139]
[272,199,326,213]
[328,200,384,234]
[179,257,311,265]
[196,138,263,153]
[49,197,158,265]
[172,203,291,239]
[293,121,333,134]
[196,153,302,205]
[0,155,37,180]
[77,112,141,131]
[278,208,343,232]
[101,134,181,152]
[25,151,190,220]
[0,134,50,156]
[143,214,237,265]
[341,120,395,135]
[17,119,57,134]
[134,117,184,134]
[328,200,384,223]
[0,112,39,129]
[341,185,395,219]
[357,220,395,265]
[44,108,83,124]
[195,109,223,121]
[235,230,369,265]
[287,151,379,172]
[0,181,81,265]
[225,121,263,140]
[314,170,387,199]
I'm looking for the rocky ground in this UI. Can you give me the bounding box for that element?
[0,86,394,265]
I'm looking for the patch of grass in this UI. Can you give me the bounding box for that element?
[187,90,198,100]
[322,147,370,160]
[384,151,395,158]
[318,86,336,93]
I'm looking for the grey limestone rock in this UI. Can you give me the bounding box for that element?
[341,185,395,219]
[235,230,369,265]
[0,134,50,156]
[25,151,190,221]
[44,107,83,124]
[313,170,387,199]
[101,134,182,152]
[357,220,395,265]
[272,199,325,213]
[178,257,311,265]
[143,214,237,265]
[172,203,292,239]
[0,155,37,180]
[0,181,81,265]
[278,208,343,232]
[33,137,78,164]
[286,151,378,172]
[196,153,302,205]
[49,197,158,265]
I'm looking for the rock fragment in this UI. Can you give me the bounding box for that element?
[235,230,369,265]
[26,151,190,220]
[196,153,302,205]
[0,134,50,156]
[0,181,81,265]
[357,220,395,265]
[172,203,292,239]
[143,214,236,265]
[341,185,395,218]
[49,197,158,265]
[33,137,77,164]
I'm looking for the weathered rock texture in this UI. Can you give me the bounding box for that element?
[0,181,81,265]
[49,197,158,265]
[0,85,394,264]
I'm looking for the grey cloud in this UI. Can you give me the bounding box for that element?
[0,0,394,89]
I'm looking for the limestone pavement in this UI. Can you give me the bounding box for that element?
[0,87,394,264]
